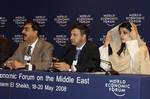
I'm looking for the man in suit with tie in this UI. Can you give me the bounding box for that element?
[5,20,54,70]
[53,23,100,72]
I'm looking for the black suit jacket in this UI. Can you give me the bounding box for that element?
[0,37,12,67]
[62,42,100,72]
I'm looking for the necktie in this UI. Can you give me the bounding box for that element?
[75,49,81,60]
[26,46,32,55]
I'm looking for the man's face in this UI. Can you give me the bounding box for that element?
[70,28,85,47]
[22,23,37,42]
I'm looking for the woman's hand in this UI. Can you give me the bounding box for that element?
[104,32,112,47]
[130,23,138,40]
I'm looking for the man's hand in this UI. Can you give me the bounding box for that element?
[53,62,70,71]
[13,60,25,69]
[5,60,25,69]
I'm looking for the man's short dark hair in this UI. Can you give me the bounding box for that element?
[24,20,41,36]
[70,23,90,39]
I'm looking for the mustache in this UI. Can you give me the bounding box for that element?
[22,34,27,37]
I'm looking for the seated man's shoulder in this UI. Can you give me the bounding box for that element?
[17,41,26,47]
[39,39,54,48]
[86,41,99,49]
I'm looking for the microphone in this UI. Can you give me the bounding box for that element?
[24,46,35,71]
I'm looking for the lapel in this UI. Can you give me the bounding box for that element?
[77,42,88,64]
[69,46,76,62]
[22,42,28,56]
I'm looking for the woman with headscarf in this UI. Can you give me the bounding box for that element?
[99,22,150,74]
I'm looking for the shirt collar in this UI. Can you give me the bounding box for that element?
[76,42,86,50]
[28,38,39,48]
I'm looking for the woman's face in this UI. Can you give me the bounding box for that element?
[119,27,132,43]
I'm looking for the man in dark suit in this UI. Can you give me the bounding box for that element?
[53,23,100,72]
[5,20,54,70]
[0,36,12,67]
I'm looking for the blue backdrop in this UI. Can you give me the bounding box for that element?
[0,0,149,57]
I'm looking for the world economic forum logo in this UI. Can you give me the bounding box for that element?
[105,79,130,97]
[126,13,145,26]
[53,34,69,47]
[13,16,27,27]
[100,14,118,27]
[54,15,70,27]
[12,34,23,43]
[76,14,93,26]
[33,16,48,27]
